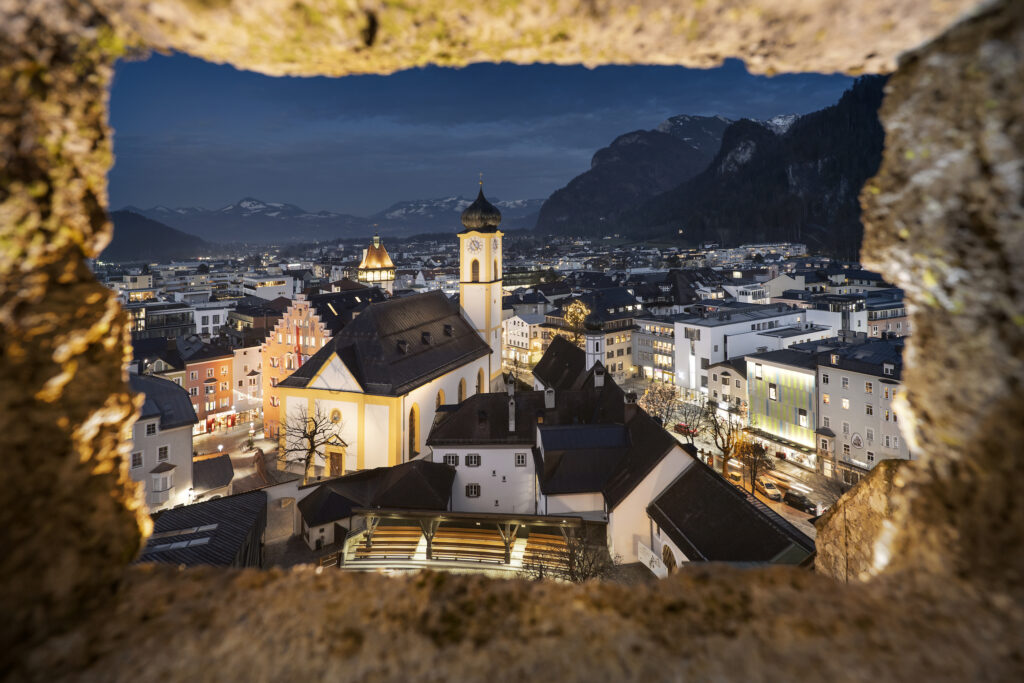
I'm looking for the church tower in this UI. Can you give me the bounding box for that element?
[357,233,395,294]
[458,184,504,390]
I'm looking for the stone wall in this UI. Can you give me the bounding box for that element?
[2,0,1023,679]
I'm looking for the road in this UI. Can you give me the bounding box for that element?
[194,422,280,492]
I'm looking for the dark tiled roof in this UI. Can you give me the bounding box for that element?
[817,339,905,380]
[298,460,454,527]
[537,425,629,496]
[647,461,813,564]
[532,336,587,391]
[193,454,235,493]
[132,337,184,370]
[709,357,748,379]
[745,348,818,371]
[177,336,233,363]
[130,373,198,430]
[308,287,386,336]
[138,490,267,568]
[603,411,679,508]
[280,290,490,396]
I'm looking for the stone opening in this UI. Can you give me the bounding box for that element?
[1,0,1021,678]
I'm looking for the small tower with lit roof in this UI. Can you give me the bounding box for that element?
[357,233,395,294]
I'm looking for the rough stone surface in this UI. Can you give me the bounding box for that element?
[815,459,902,582]
[860,0,1024,590]
[92,0,980,77]
[1,0,1023,679]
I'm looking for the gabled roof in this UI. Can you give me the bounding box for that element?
[130,373,198,430]
[138,490,267,568]
[298,460,454,527]
[709,357,748,379]
[193,453,235,492]
[647,461,814,564]
[307,287,386,336]
[280,290,490,396]
[532,336,587,391]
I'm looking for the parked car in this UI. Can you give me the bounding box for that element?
[673,422,697,436]
[783,490,818,514]
[755,476,783,501]
[727,470,743,486]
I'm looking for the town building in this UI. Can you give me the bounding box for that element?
[356,234,396,294]
[745,348,819,471]
[179,337,236,435]
[232,342,262,425]
[501,312,545,380]
[815,339,912,484]
[128,373,198,511]
[865,289,910,337]
[541,287,641,382]
[633,316,676,384]
[707,357,748,415]
[124,300,196,340]
[242,274,295,300]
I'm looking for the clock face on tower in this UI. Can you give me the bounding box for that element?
[467,238,483,254]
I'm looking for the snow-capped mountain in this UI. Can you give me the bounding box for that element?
[121,194,544,243]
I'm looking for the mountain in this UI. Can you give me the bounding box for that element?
[534,115,733,234]
[102,211,209,262]
[619,76,887,258]
[369,196,545,233]
[125,198,371,243]
[122,195,545,242]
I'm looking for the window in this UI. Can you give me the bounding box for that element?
[884,387,890,400]
[883,363,895,376]
[443,454,459,466]
[206,368,214,378]
[798,408,808,427]
[157,446,168,462]
[735,379,740,388]
[466,454,481,467]
[843,444,851,456]
[713,344,719,353]
[700,357,709,370]
[823,416,830,428]
[465,484,481,498]
[830,354,839,364]
[893,436,899,448]
[768,383,778,401]
[221,366,228,376]
[842,398,850,410]
[867,428,874,442]
[820,439,829,451]
[270,396,279,407]
[201,315,209,325]
[131,452,142,469]
[190,371,198,381]
[189,387,198,396]
[221,398,229,407]
[220,382,228,391]
[515,452,527,467]
[884,435,891,448]
[270,378,278,387]
[145,423,156,436]
[865,382,873,394]
[841,376,849,389]
[205,386,215,395]
[843,421,850,435]
[712,373,718,382]
[173,378,182,386]
[823,394,830,405]
[754,364,763,379]
[822,373,829,385]
[885,410,891,422]
[867,451,875,462]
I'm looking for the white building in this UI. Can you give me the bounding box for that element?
[127,374,198,511]
[232,343,262,424]
[242,274,295,301]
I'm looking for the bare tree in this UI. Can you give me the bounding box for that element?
[521,526,619,583]
[637,380,680,424]
[279,406,346,484]
[735,436,774,494]
[674,393,711,447]
[706,404,747,475]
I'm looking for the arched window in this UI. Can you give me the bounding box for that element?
[476,368,485,395]
[471,259,480,282]
[408,404,420,458]
[435,389,445,409]
[458,378,466,403]
[285,354,295,370]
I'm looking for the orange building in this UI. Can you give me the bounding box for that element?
[261,286,385,439]
[181,342,235,435]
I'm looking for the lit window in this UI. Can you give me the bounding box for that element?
[754,364,763,379]
[190,371,198,381]
[798,408,808,427]
[823,394,830,405]
[865,382,873,394]
[842,398,850,410]
[768,383,778,401]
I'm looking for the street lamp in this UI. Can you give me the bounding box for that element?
[218,444,223,453]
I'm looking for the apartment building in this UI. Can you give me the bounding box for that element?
[745,349,819,472]
[633,316,676,384]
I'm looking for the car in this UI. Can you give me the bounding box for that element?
[673,422,698,436]
[755,476,783,501]
[783,490,818,515]
[727,470,743,486]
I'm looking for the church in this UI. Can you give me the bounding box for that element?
[275,186,506,474]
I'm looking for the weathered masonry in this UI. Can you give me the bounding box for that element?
[1,0,1021,680]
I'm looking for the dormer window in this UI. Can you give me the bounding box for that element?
[831,354,839,365]
[396,339,409,354]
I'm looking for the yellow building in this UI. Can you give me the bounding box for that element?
[458,186,505,390]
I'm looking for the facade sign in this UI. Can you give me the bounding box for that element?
[851,433,864,449]
[638,542,668,579]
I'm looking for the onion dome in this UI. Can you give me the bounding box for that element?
[583,316,604,332]
[460,187,502,232]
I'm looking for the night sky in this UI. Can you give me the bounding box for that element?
[108,53,853,216]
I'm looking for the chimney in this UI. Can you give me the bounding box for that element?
[544,386,555,409]
[508,396,516,433]
[594,365,605,388]
[624,391,638,421]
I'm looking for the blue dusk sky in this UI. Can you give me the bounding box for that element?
[108,54,853,216]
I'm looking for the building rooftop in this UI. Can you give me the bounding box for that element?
[130,373,198,430]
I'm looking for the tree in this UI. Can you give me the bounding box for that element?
[674,393,711,447]
[706,404,747,475]
[562,299,591,348]
[197,262,210,274]
[735,436,774,494]
[279,406,346,484]
[637,380,681,425]
[520,525,620,583]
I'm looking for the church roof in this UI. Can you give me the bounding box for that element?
[459,187,502,233]
[279,290,490,396]
[357,235,395,270]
